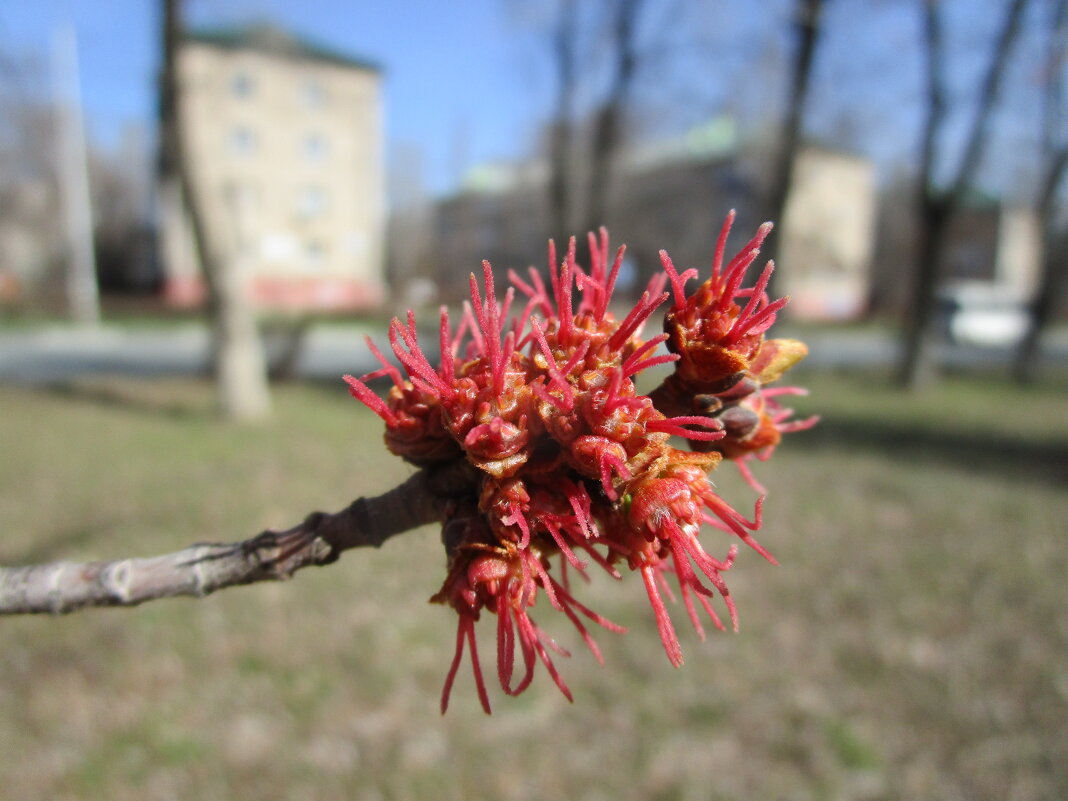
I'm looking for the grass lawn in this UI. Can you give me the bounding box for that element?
[1,369,1066,801]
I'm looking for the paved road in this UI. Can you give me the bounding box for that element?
[791,327,1068,370]
[0,323,1065,383]
[0,324,378,384]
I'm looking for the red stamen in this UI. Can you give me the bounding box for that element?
[659,249,698,310]
[557,238,576,345]
[598,244,625,322]
[465,614,492,713]
[342,375,397,425]
[721,222,772,286]
[608,290,669,352]
[362,335,404,388]
[497,600,515,690]
[647,416,725,441]
[441,614,490,715]
[438,307,454,380]
[505,502,532,549]
[641,565,683,667]
[544,521,587,570]
[711,209,736,280]
[734,457,768,495]
[516,611,573,702]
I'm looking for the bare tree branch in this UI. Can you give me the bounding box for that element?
[898,0,1030,388]
[548,0,578,244]
[584,0,645,237]
[0,461,478,616]
[764,0,825,297]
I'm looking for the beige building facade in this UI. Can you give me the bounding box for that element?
[778,146,877,320]
[162,27,384,311]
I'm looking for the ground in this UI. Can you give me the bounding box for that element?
[1,369,1066,801]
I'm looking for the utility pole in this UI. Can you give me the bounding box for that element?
[53,24,100,326]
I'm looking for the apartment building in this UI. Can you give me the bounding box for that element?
[161,26,384,311]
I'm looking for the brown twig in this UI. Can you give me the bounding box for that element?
[0,461,478,616]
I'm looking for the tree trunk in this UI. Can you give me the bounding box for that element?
[548,1,577,245]
[763,0,824,299]
[1014,150,1067,382]
[159,0,271,420]
[897,0,1029,389]
[583,0,643,240]
[1014,0,1067,383]
[213,213,271,419]
[898,196,949,388]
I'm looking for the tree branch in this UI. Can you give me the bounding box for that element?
[898,0,1030,388]
[0,461,478,616]
[584,0,644,237]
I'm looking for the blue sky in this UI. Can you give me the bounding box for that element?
[0,1,1052,203]
[1,0,558,197]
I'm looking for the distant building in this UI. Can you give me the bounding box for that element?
[934,200,1042,346]
[778,146,877,320]
[419,120,876,321]
[431,163,550,304]
[871,183,1044,325]
[423,118,764,305]
[0,179,59,306]
[162,26,385,311]
[942,200,1041,294]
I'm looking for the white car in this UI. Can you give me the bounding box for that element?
[937,282,1031,347]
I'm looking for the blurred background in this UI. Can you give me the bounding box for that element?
[1,1,1066,799]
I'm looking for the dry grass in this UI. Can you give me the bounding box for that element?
[1,371,1066,801]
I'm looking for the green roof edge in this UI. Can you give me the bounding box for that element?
[186,25,382,73]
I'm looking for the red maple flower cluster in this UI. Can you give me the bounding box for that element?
[345,212,815,712]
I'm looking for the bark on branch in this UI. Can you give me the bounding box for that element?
[0,461,478,616]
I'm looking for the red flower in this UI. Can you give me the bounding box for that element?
[345,214,813,711]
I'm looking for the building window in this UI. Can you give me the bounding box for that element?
[304,240,326,269]
[231,71,255,98]
[301,133,328,163]
[301,78,326,109]
[296,186,329,219]
[229,126,258,157]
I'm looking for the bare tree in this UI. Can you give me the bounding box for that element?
[158,0,271,420]
[583,0,646,237]
[1015,0,1068,382]
[547,1,579,244]
[898,0,1030,388]
[541,0,648,249]
[762,0,826,297]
